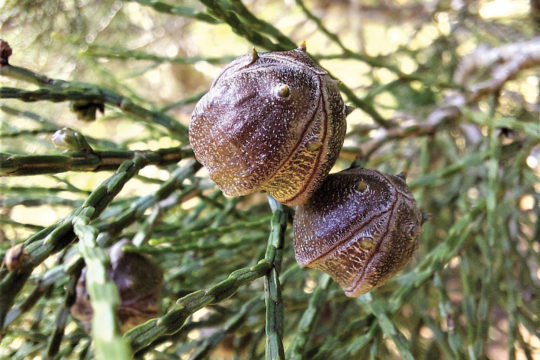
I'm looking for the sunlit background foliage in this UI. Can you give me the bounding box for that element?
[0,0,539,359]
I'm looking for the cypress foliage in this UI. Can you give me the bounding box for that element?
[1,1,539,359]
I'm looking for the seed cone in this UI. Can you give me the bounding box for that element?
[71,240,163,332]
[189,46,348,205]
[293,168,423,297]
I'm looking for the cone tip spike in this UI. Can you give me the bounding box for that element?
[397,170,408,180]
[249,47,259,64]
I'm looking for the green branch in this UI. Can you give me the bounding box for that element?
[0,128,59,138]
[95,162,202,235]
[294,0,407,77]
[83,44,236,64]
[198,0,286,51]
[0,147,194,176]
[0,157,145,328]
[128,235,260,255]
[124,260,272,351]
[286,274,332,360]
[264,196,287,360]
[336,83,393,128]
[188,297,262,360]
[73,208,131,360]
[0,65,189,142]
[127,0,220,23]
[359,294,415,360]
[128,0,391,127]
[160,91,206,112]
[2,267,66,329]
[45,262,82,359]
[124,199,288,353]
[228,0,297,49]
[149,215,271,245]
[50,161,202,294]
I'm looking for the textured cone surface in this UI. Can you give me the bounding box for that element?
[293,168,422,297]
[189,47,346,205]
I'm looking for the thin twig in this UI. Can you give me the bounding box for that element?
[0,65,189,141]
[0,147,194,176]
[264,196,287,360]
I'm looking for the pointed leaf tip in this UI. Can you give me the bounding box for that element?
[397,171,408,180]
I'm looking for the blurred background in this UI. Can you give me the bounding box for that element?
[0,0,539,359]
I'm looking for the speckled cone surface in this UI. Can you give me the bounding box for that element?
[293,168,422,297]
[189,46,347,205]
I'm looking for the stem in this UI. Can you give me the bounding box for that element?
[73,209,132,360]
[0,65,189,142]
[286,274,332,360]
[0,147,194,176]
[0,157,145,329]
[124,260,273,351]
[264,196,287,360]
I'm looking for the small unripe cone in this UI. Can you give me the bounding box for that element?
[71,240,163,332]
[2,244,26,273]
[51,127,93,153]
